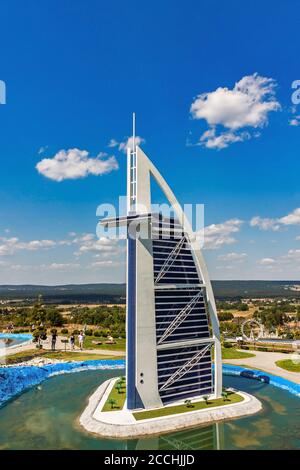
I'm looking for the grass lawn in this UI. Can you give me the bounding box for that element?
[221,347,255,359]
[102,377,126,411]
[275,359,300,373]
[43,351,124,361]
[133,392,243,420]
[5,349,124,364]
[211,347,255,360]
[80,336,126,351]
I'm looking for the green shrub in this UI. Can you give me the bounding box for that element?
[223,342,233,349]
[73,329,80,335]
[61,328,68,334]
[85,329,93,336]
[93,330,102,337]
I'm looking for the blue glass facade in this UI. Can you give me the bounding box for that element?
[153,215,213,404]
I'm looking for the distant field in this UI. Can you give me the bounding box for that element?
[1,280,300,304]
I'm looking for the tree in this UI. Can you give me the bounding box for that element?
[184,399,192,408]
[115,383,122,394]
[203,395,209,405]
[32,326,47,348]
[46,308,64,327]
[30,298,46,325]
[108,398,117,409]
[221,391,228,402]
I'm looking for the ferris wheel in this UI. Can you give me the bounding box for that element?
[241,319,264,341]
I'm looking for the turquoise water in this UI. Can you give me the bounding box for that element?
[0,369,300,450]
[0,333,32,348]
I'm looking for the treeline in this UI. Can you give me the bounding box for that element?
[0,302,64,328]
[69,306,126,337]
[0,302,126,337]
[217,301,249,311]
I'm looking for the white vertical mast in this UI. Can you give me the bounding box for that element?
[127,113,137,214]
[132,112,136,153]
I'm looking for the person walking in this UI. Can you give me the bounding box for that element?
[70,333,75,350]
[78,331,84,351]
[51,331,57,351]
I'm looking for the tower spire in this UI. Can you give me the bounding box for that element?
[132,112,136,153]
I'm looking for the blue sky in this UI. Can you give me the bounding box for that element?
[0,0,300,283]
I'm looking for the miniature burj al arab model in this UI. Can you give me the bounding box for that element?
[102,115,222,410]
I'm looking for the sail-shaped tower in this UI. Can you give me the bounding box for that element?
[102,117,222,411]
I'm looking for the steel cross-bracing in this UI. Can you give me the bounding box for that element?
[154,236,186,284]
[159,343,212,392]
[157,291,202,345]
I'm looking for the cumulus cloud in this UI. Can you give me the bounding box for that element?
[90,260,124,268]
[36,148,118,182]
[108,136,145,153]
[70,233,126,263]
[218,252,247,262]
[250,216,281,232]
[258,257,276,266]
[47,263,80,270]
[257,250,300,273]
[0,237,56,256]
[204,219,243,249]
[7,262,80,272]
[190,73,280,149]
[289,117,300,126]
[250,208,300,232]
[279,208,300,226]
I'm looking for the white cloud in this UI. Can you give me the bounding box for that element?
[190,73,280,149]
[199,128,250,149]
[289,117,300,126]
[0,237,56,256]
[107,139,119,148]
[218,252,247,262]
[204,219,243,249]
[250,208,300,232]
[90,260,124,268]
[279,208,300,226]
[38,146,49,154]
[71,233,125,260]
[7,262,80,272]
[47,263,80,270]
[250,216,281,232]
[108,136,145,153]
[257,250,300,273]
[283,249,300,261]
[36,148,118,182]
[289,106,300,126]
[258,258,276,266]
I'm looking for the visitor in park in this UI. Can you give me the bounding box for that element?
[78,331,84,350]
[70,333,75,350]
[51,331,57,351]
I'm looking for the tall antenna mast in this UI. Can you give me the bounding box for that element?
[132,112,136,153]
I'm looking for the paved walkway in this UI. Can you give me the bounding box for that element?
[2,335,124,357]
[224,350,300,384]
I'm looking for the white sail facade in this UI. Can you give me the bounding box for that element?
[102,139,222,410]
